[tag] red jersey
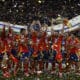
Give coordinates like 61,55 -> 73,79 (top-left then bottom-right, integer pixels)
38,44 -> 44,51
32,44 -> 38,57
67,37 -> 80,53
31,32 -> 37,43
19,44 -> 29,53
67,37 -> 79,45
55,52 -> 63,63
52,42 -> 61,52
70,47 -> 78,53
52,36 -> 62,52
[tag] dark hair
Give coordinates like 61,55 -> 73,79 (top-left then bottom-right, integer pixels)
20,28 -> 26,34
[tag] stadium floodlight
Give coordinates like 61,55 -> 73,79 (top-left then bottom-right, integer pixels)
38,0 -> 42,4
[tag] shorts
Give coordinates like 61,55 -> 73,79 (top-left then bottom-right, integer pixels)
0,53 -> 3,60
11,49 -> 17,57
52,50 -> 57,61
43,50 -> 50,60
70,53 -> 78,62
21,52 -> 29,61
37,51 -> 43,61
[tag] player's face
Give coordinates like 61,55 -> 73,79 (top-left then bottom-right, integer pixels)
22,30 -> 26,35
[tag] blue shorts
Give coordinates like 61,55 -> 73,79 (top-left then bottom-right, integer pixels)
37,51 -> 43,60
21,52 -> 29,61
52,50 -> 57,61
43,50 -> 50,60
61,51 -> 66,61
0,54 -> 3,60
70,53 -> 78,62
11,49 -> 17,57
49,57 -> 54,63
28,47 -> 34,56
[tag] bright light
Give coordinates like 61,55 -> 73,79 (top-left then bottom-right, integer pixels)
2,0 -> 5,2
38,0 -> 42,4
58,14 -> 61,17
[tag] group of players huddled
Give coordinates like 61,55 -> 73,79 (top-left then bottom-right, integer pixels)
0,21 -> 80,78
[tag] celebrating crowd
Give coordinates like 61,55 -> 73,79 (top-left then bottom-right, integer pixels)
0,20 -> 80,78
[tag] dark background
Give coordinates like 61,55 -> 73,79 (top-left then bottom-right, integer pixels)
0,0 -> 80,25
